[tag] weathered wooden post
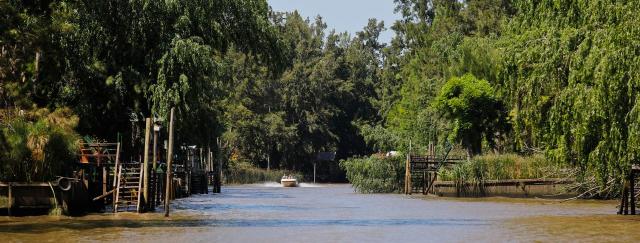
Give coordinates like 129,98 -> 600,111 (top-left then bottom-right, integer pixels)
112,142 -> 121,213
631,170 -> 636,215
165,108 -> 175,217
209,150 -> 214,193
422,171 -> 427,195
405,153 -> 410,194
214,138 -> 222,193
624,178 -> 630,215
153,121 -> 159,170
102,166 -> 107,202
8,183 -> 12,216
153,121 -> 162,208
142,118 -> 151,212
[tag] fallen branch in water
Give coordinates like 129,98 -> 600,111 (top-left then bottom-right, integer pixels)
557,178 -> 616,203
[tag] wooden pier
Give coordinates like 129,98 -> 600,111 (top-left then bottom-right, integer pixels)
404,153 -> 465,195
618,164 -> 640,215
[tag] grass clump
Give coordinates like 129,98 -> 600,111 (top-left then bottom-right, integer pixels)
438,154 -> 568,183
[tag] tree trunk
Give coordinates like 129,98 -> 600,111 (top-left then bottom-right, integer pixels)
463,137 -> 483,159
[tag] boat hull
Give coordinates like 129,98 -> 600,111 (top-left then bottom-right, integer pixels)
281,179 -> 298,187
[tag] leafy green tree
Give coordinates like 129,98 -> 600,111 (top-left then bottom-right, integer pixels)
434,74 -> 509,156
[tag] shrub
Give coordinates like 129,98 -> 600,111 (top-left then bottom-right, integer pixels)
0,108 -> 79,182
340,154 -> 405,193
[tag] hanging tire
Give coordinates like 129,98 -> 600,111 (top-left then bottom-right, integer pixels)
57,177 -> 73,191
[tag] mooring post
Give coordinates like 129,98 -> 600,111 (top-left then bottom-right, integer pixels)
624,179 -> 630,215
422,171 -> 427,195
113,142 -> 121,213
165,108 -> 175,217
142,118 -> 151,211
7,183 -> 12,216
152,120 -> 159,209
630,170 -> 636,215
405,153 -> 410,194
217,143 -> 222,193
618,179 -> 626,215
102,166 -> 107,199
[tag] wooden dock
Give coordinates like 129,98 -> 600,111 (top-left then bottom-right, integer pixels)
404,154 -> 465,195
618,164 -> 640,215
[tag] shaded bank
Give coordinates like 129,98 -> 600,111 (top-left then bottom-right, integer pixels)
225,162 -> 302,185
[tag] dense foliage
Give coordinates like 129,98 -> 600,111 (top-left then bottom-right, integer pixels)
1,0 -> 639,190
365,0 -> 640,194
0,108 -> 79,182
434,74 -> 509,156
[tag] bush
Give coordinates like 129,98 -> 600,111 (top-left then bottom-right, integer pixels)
340,154 -> 405,193
0,108 -> 79,182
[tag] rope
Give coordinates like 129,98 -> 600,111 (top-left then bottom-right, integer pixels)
47,182 -> 59,211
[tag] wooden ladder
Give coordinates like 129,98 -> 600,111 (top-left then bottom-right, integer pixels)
114,163 -> 144,213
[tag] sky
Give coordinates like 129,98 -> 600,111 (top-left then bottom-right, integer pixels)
267,0 -> 400,43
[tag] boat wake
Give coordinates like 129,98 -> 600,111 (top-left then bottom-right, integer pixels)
298,183 -> 323,188
257,182 -> 323,188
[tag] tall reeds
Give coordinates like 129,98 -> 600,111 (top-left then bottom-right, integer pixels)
438,154 -> 569,182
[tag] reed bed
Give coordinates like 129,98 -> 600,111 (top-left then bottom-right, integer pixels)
438,154 -> 569,183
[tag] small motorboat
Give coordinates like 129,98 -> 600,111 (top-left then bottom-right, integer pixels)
281,175 -> 299,187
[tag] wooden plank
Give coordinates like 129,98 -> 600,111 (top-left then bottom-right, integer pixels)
137,162 -> 144,213
114,164 -> 122,213
79,143 -> 120,146
93,189 -> 116,201
112,143 -> 121,212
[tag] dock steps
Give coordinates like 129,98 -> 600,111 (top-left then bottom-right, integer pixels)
114,163 -> 143,213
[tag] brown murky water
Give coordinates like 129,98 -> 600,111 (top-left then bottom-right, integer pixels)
2,183 -> 639,242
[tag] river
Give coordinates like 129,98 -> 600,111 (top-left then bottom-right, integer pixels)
2,183 -> 640,242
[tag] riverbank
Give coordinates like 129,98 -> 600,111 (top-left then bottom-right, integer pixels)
1,184 -> 639,242
225,162 -> 303,185
341,153 -> 579,198
432,178 -> 575,198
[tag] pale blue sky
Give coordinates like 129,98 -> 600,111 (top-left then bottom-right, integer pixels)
267,0 -> 400,43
